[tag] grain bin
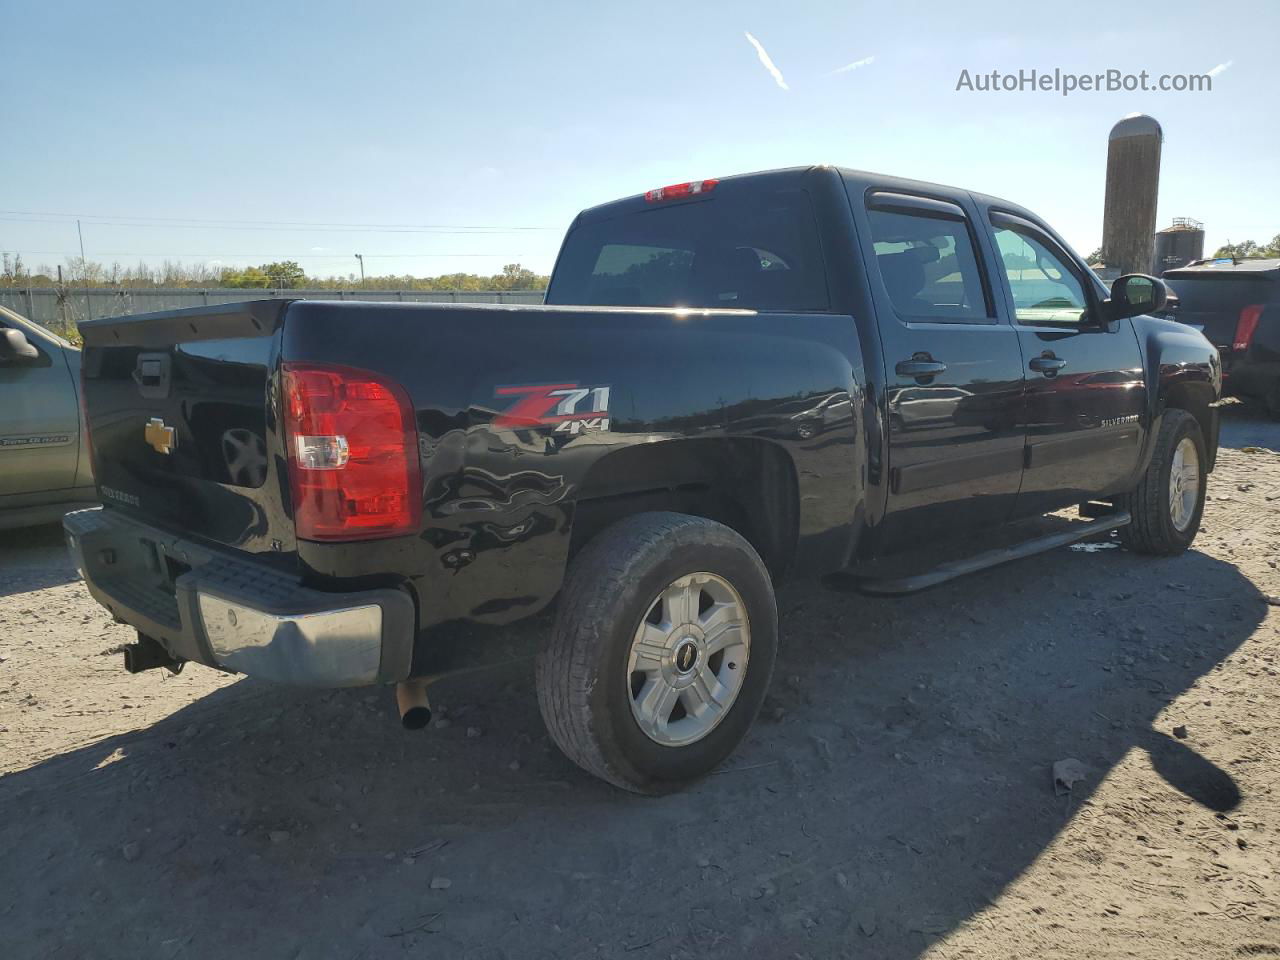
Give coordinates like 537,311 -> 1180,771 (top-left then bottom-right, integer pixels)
1154,218 -> 1205,275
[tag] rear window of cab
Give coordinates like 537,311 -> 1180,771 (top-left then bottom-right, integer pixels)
547,185 -> 830,312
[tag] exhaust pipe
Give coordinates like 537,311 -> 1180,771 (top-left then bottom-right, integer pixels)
395,679 -> 433,730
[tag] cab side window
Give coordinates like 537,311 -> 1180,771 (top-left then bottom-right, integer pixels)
993,227 -> 1089,325
867,208 -> 990,321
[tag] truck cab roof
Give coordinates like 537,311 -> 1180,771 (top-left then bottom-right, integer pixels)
572,165 -> 1036,228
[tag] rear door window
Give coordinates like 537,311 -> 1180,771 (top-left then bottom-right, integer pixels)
865,207 -> 991,321
547,184 -> 829,311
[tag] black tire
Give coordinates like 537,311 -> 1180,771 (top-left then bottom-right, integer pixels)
536,512 -> 778,794
1116,409 -> 1207,555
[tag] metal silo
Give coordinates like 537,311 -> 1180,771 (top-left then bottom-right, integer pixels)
1154,218 -> 1205,275
1101,114 -> 1163,277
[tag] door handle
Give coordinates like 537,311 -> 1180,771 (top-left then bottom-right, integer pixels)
895,355 -> 947,379
1029,353 -> 1067,376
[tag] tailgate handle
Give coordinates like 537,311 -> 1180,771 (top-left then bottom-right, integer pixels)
133,353 -> 172,398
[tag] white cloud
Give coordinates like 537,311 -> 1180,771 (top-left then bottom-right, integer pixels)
830,55 -> 875,75
1207,60 -> 1233,77
744,31 -> 789,90
309,246 -> 328,253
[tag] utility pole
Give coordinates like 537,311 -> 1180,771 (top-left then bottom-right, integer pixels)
56,264 -> 68,329
77,219 -> 91,327
354,253 -> 365,288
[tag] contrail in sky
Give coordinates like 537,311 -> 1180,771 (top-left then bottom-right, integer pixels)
830,55 -> 875,75
744,31 -> 789,90
1207,60 -> 1233,77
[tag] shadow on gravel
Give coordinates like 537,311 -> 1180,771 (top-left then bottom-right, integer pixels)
1142,731 -> 1241,813
0,543 -> 1266,959
1218,402 -> 1280,451
0,522 -> 78,597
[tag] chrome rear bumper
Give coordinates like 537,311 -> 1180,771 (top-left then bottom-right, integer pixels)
64,507 -> 415,687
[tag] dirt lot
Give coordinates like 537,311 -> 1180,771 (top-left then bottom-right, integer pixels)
2,406 -> 1278,960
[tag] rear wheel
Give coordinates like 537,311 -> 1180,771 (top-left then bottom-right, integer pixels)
536,512 -> 778,793
1116,409 -> 1206,555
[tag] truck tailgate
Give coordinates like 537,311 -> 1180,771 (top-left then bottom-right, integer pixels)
78,300 -> 294,562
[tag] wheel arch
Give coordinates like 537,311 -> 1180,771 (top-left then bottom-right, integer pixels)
569,437 -> 800,582
1133,316 -> 1223,474
1160,378 -> 1219,471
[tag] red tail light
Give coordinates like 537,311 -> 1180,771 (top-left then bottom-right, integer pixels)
282,363 -> 421,541
644,179 -> 719,203
1233,304 -> 1264,352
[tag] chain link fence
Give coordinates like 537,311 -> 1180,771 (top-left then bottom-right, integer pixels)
0,287 -> 546,338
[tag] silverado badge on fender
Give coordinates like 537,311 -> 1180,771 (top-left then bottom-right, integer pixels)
492,383 -> 611,435
144,417 -> 176,455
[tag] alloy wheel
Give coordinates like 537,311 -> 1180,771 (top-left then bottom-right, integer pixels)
626,572 -> 751,747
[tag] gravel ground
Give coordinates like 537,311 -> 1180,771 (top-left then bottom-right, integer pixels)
1,405 -> 1278,959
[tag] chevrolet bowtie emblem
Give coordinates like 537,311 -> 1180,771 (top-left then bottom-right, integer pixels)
145,417 -> 176,455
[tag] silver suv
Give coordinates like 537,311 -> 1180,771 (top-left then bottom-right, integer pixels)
0,306 -> 96,529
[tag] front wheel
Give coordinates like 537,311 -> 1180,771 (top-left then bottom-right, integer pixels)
1116,409 -> 1207,555
536,512 -> 778,793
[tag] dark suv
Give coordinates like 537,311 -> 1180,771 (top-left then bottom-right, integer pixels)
1163,259 -> 1280,418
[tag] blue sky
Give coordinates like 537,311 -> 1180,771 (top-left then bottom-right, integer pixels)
3,0 -> 1276,281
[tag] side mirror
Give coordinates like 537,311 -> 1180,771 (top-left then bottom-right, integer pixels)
1105,273 -> 1170,321
0,327 -> 40,364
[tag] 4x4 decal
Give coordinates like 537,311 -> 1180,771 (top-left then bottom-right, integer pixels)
493,383 -> 611,434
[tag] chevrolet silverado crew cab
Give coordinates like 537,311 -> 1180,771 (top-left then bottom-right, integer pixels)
65,166 -> 1220,793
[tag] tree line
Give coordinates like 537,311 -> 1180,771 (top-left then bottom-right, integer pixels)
0,254 -> 548,291
1083,233 -> 1279,267
1211,236 -> 1280,260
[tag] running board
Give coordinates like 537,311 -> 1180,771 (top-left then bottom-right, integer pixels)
848,512 -> 1131,596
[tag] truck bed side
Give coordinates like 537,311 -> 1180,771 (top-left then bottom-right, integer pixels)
279,301 -> 868,654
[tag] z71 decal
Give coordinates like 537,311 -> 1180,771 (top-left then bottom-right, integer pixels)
493,383 -> 611,434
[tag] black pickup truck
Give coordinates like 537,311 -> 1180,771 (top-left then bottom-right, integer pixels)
65,166 -> 1220,793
